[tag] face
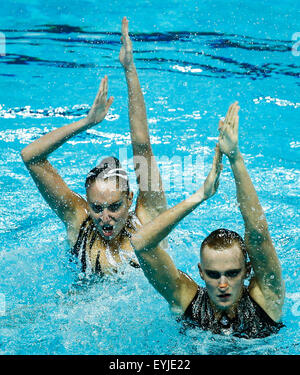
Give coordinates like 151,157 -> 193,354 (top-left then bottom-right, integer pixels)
198,243 -> 247,312
86,178 -> 133,241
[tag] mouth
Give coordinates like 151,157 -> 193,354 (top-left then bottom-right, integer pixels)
101,224 -> 114,237
218,293 -> 231,301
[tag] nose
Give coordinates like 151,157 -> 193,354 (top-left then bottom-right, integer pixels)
218,276 -> 229,290
101,208 -> 111,223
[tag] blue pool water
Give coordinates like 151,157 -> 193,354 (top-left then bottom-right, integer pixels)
0,0 -> 299,354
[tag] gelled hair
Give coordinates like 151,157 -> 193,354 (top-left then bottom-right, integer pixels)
200,228 -> 247,262
85,156 -> 130,194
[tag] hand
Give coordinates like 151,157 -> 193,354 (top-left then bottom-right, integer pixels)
218,102 -> 240,158
86,76 -> 114,125
119,17 -> 134,70
203,144 -> 223,200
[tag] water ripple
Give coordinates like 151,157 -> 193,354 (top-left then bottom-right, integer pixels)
1,28 -> 299,80
0,104 -> 118,121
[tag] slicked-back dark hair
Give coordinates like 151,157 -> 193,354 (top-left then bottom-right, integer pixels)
200,228 -> 247,262
85,156 -> 130,194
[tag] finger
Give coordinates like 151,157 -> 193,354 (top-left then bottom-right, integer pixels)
227,104 -> 234,124
100,77 -> 105,92
106,96 -> 114,111
121,19 -> 129,48
228,102 -> 239,131
94,78 -> 105,103
225,103 -> 234,123
229,101 -> 239,125
226,101 -> 238,125
227,103 -> 235,124
231,102 -> 239,117
121,17 -> 127,35
104,75 -> 108,95
234,114 -> 239,132
121,17 -> 130,41
218,120 -> 225,137
125,22 -> 132,48
229,105 -> 239,132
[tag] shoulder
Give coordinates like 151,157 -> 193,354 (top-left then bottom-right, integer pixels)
175,271 -> 200,314
181,284 -> 206,320
248,277 -> 284,322
66,205 -> 90,248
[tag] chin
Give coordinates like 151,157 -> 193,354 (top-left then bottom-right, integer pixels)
100,232 -> 115,241
212,296 -> 233,310
217,302 -> 232,311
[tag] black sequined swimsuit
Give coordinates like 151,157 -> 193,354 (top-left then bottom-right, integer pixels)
183,286 -> 284,339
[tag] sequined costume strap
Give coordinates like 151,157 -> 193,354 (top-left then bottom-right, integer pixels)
71,216 -> 100,274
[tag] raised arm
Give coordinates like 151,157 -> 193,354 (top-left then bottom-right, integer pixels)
131,146 -> 223,312
119,17 -> 167,224
218,102 -> 284,321
21,77 -> 113,228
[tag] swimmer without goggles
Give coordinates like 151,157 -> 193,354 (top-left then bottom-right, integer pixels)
102,168 -> 128,180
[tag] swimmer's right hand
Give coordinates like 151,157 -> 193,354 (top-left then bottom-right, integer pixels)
86,76 -> 114,125
202,144 -> 223,200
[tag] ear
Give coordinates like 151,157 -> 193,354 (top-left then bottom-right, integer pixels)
198,263 -> 204,280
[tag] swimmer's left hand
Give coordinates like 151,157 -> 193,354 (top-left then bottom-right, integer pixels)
119,17 -> 134,70
86,76 -> 114,125
203,144 -> 223,200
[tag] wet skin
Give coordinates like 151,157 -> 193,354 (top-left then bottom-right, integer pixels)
86,178 -> 133,241
198,243 -> 248,316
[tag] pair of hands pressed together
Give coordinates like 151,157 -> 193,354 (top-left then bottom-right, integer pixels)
203,102 -> 240,200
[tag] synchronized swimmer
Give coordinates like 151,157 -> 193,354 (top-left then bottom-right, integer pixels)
21,17 -> 285,339
21,17 -> 167,275
131,102 -> 285,338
